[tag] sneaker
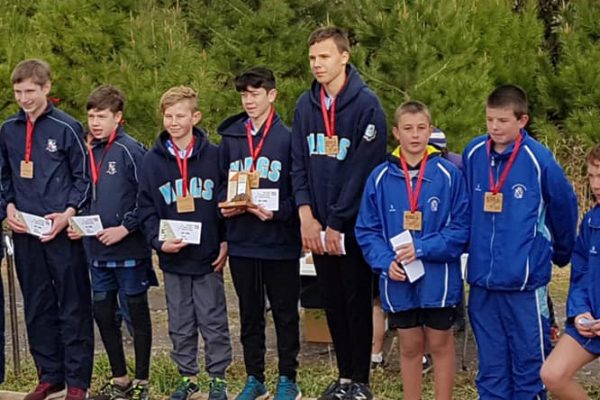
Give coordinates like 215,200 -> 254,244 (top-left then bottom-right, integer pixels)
208,377 -> 228,400
274,376 -> 301,400
24,382 -> 67,400
130,383 -> 150,400
89,380 -> 132,400
65,387 -> 88,400
317,380 -> 350,400
348,383 -> 373,400
422,354 -> 433,375
171,377 -> 200,400
370,359 -> 385,370
235,376 -> 269,400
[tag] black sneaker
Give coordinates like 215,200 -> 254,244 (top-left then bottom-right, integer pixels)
318,380 -> 351,400
348,383 -> 373,400
89,380 -> 132,400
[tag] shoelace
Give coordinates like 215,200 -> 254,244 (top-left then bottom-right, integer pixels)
175,379 -> 196,394
240,380 -> 261,395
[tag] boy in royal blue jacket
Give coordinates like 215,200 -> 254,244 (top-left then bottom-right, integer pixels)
218,67 -> 302,400
356,101 -> 469,400
541,145 -> 600,398
67,85 -> 156,399
137,86 -> 231,400
462,84 -> 578,399
291,27 -> 386,400
0,59 -> 93,400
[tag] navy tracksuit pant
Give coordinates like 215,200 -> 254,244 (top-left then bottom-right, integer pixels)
14,232 -> 93,389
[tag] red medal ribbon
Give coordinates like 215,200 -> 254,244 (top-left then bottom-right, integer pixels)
245,107 -> 275,172
25,117 -> 34,163
399,152 -> 429,213
88,129 -> 118,186
486,133 -> 523,194
172,138 -> 195,197
319,78 -> 348,138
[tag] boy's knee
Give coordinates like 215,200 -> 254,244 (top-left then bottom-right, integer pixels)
93,290 -> 117,325
540,361 -> 567,390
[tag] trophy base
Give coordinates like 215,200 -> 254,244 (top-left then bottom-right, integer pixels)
218,200 -> 256,209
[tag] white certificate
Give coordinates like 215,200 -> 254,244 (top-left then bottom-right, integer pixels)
159,219 -> 202,244
389,230 -> 425,283
69,215 -> 103,236
251,189 -> 279,211
16,211 -> 52,238
320,231 -> 346,255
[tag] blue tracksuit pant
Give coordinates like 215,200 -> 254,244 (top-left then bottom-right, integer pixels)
14,232 -> 93,389
469,286 -> 551,400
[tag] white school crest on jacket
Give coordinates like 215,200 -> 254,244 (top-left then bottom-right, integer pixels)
46,138 -> 57,152
106,161 -> 117,175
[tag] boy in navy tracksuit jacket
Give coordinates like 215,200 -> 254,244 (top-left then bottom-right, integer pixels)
137,86 -> 231,400
67,86 -> 155,399
356,101 -> 469,400
541,145 -> 600,398
291,27 -> 386,400
218,67 -> 302,400
0,59 -> 93,400
462,85 -> 578,399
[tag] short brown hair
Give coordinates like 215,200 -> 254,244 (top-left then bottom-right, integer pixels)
487,84 -> 528,119
160,86 -> 198,114
587,145 -> 600,166
87,85 -> 125,113
308,26 -> 350,53
394,100 -> 432,126
11,59 -> 51,85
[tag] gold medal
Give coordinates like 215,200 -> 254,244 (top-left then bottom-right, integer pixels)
325,136 -> 339,156
20,160 -> 33,179
248,170 -> 260,189
484,192 -> 503,213
176,195 -> 195,213
403,211 -> 422,231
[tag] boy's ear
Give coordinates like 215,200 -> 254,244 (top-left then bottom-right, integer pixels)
518,114 -> 529,129
42,81 -> 52,96
392,125 -> 401,142
267,88 -> 278,103
192,110 -> 202,125
114,110 -> 124,124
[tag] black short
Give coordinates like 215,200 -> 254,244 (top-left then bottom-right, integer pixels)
389,307 -> 456,331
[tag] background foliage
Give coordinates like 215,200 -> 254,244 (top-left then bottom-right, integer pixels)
0,0 -> 595,153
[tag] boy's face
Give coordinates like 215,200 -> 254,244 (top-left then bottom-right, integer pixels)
163,100 -> 201,141
87,108 -> 122,141
588,161 -> 600,204
486,106 -> 528,148
240,86 -> 276,121
392,112 -> 432,159
13,78 -> 51,117
309,38 -> 349,86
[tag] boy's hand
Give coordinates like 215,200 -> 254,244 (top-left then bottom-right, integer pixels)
161,238 -> 188,253
221,207 -> 246,218
388,261 -> 406,282
41,207 -> 76,242
212,241 -> 228,272
325,226 -> 343,256
299,205 -> 324,255
247,205 -> 273,221
395,243 -> 416,265
6,203 -> 27,234
575,312 -> 595,337
97,226 -> 129,246
66,225 -> 82,241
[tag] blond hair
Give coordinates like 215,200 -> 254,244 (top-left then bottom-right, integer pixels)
160,86 -> 198,114
394,100 -> 432,126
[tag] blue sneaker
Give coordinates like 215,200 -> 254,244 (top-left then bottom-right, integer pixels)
274,376 -> 301,400
170,377 -> 199,400
235,376 -> 269,400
